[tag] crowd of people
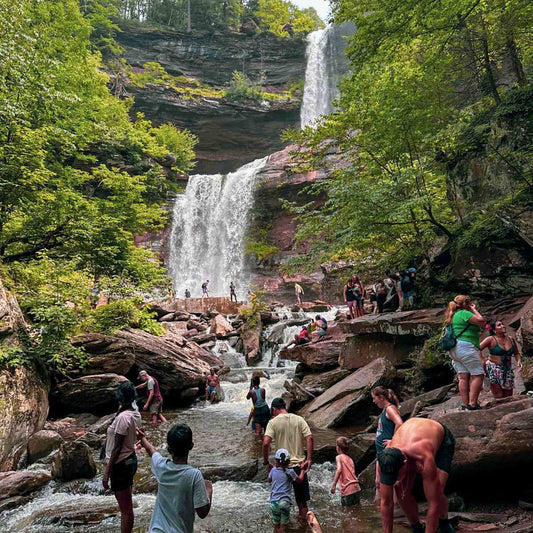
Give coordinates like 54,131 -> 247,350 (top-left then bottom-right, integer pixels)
102,289 -> 523,533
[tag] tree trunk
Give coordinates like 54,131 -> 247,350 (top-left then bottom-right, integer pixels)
480,29 -> 501,105
505,36 -> 527,86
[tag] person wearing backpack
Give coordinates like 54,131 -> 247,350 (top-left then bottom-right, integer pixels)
445,295 -> 486,410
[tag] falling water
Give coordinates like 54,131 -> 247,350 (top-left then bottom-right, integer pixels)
169,157 -> 267,298
300,23 -> 356,128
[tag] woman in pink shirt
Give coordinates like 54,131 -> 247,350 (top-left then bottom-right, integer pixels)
330,437 -> 361,506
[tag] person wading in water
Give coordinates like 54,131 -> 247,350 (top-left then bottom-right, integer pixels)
136,371 -> 167,428
205,368 -> 220,403
247,376 -> 271,436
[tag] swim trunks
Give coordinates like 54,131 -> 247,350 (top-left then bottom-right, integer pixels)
435,424 -> 455,474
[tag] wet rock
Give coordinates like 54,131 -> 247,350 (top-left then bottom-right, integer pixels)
279,339 -> 344,371
339,309 -> 444,370
432,396 -> 533,496
357,459 -> 376,490
50,374 -> 128,416
72,333 -> 135,376
0,495 -> 31,513
201,460 -> 258,482
52,441 -> 97,481
298,358 -> 396,428
27,430 -> 63,464
242,327 -> 261,364
188,332 -> 217,344
187,319 -> 208,332
0,470 -> 52,500
178,387 -> 199,403
87,413 -> 115,435
259,311 -> 280,325
27,500 -> 119,526
211,314 -> 233,337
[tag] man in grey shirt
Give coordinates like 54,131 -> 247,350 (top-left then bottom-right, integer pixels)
137,423 -> 212,532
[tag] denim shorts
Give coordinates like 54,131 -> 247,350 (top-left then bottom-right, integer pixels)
450,340 -> 484,376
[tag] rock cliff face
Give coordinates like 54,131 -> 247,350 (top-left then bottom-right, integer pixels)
117,26 -> 306,88
118,26 -> 306,173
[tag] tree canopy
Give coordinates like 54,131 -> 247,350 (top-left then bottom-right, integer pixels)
286,0 -> 533,278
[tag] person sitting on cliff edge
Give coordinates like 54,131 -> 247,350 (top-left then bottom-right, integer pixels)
377,418 -> 455,533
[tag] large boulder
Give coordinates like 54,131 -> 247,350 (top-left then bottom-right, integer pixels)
52,441 -> 97,481
242,326 -> 261,364
432,397 -> 533,497
0,279 -> 50,471
298,358 -> 396,428
27,430 -> 63,464
71,333 -> 135,376
117,328 -> 222,402
509,294 -> 533,359
211,314 -> 234,337
0,470 -> 52,500
50,373 -> 128,416
339,309 -> 444,370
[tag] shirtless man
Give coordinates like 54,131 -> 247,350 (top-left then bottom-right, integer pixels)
377,418 -> 455,533
205,368 -> 220,403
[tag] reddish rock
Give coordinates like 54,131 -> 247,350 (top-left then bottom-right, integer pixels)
211,314 -> 233,337
299,358 -> 396,428
52,441 -> 97,481
27,430 -> 63,464
242,327 -> 261,364
150,297 -> 244,316
431,397 -> 533,495
339,309 -> 444,370
0,470 -> 52,500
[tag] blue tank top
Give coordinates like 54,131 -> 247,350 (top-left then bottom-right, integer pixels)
253,388 -> 267,409
375,408 -> 396,453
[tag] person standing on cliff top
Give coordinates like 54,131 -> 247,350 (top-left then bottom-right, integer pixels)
136,371 -> 167,428
377,418 -> 455,533
230,281 -> 237,302
294,283 -> 304,305
201,280 -> 209,298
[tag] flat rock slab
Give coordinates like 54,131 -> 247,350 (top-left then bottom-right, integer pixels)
0,470 -> 51,500
299,358 -> 396,428
279,339 -> 344,371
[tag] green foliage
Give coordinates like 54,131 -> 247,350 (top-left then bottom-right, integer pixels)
240,290 -> 267,331
88,298 -> 164,335
287,79 -> 304,98
225,71 -> 263,104
245,240 -> 279,259
285,0 -> 533,273
0,346 -> 32,370
255,0 -> 324,37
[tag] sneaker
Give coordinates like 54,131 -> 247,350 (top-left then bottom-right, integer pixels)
467,403 -> 481,410
460,405 -> 468,411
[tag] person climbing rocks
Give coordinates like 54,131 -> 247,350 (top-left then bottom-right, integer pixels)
343,278 -> 358,320
205,368 -> 220,403
135,371 -> 167,428
479,319 -> 522,399
285,325 -> 310,349
137,423 -> 212,533
185,288 -> 191,298
377,418 -> 455,533
201,280 -> 209,298
230,281 -> 237,302
263,398 -> 314,523
311,315 -> 328,342
103,381 -> 140,533
268,448 -> 309,533
294,283 -> 304,305
371,387 -> 403,506
445,295 -> 486,410
246,376 -> 271,436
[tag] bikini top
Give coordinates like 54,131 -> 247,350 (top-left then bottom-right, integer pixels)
489,340 -> 515,365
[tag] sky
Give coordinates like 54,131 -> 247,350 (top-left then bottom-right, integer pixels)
292,0 -> 331,21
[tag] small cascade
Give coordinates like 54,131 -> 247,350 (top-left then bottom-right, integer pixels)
169,157 -> 267,298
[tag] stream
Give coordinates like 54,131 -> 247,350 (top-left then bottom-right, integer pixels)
1,310 -> 409,532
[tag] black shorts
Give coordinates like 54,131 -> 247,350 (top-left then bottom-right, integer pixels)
435,424 -> 455,474
292,466 -> 310,504
253,404 -> 271,429
110,453 -> 137,492
341,492 -> 360,506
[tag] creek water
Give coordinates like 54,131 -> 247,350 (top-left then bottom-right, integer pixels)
1,310 -> 410,533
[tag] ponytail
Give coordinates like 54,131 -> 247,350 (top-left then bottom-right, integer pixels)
371,386 -> 400,407
445,295 -> 471,324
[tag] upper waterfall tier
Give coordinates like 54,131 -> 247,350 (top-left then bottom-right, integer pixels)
169,157 -> 267,299
300,23 -> 355,128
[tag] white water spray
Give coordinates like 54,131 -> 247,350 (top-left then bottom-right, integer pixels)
169,157 -> 267,298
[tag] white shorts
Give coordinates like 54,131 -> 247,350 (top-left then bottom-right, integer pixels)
450,340 -> 484,376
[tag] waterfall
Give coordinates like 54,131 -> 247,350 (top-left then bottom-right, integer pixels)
300,23 -> 355,128
169,157 -> 267,298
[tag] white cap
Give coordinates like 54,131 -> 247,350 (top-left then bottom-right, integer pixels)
275,448 -> 290,461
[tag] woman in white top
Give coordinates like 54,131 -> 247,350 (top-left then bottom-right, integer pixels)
103,381 -> 140,533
